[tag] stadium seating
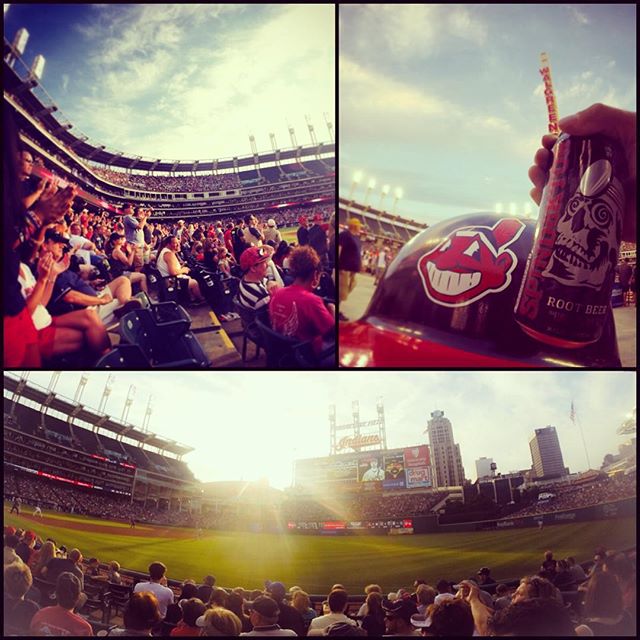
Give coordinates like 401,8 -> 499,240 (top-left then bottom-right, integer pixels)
254,317 -> 317,368
233,298 -> 264,362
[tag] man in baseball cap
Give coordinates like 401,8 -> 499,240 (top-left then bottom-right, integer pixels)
382,597 -> 420,636
243,595 -> 297,636
237,246 -> 278,319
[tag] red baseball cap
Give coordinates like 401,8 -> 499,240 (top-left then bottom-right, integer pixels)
239,246 -> 271,272
4,526 -> 16,536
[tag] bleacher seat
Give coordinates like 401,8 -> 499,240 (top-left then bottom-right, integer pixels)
254,317 -> 316,368
102,583 -> 132,624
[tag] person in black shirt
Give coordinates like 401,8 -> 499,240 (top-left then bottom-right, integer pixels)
297,216 -> 310,246
338,218 -> 362,320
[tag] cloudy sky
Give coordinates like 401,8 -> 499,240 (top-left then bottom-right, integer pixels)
4,4 -> 334,160
340,4 -> 636,225
7,371 -> 635,489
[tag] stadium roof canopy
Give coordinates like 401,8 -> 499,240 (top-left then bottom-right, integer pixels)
4,45 -> 334,172
4,375 -> 193,457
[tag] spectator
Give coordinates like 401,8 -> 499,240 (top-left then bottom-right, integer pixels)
381,597 -> 420,636
226,592 -> 253,633
15,531 -> 37,565
107,561 -> 122,585
30,572 -> 93,636
324,621 -> 366,636
43,547 -> 85,590
541,551 -> 557,577
269,246 -> 335,355
575,571 -> 634,636
356,584 -> 382,617
4,534 -> 22,566
308,214 -> 328,263
242,214 -> 264,247
197,575 -> 216,604
415,584 -> 437,615
156,236 -> 205,304
337,218 -> 362,320
240,595 -> 295,637
4,561 -> 40,635
360,591 -> 385,637
490,597 -> 576,636
123,205 -> 149,271
434,579 -> 455,605
266,581 -> 305,637
477,567 -> 495,587
512,575 -> 562,605
308,589 -> 357,635
493,583 -> 513,611
603,552 -> 636,620
208,587 -> 228,608
566,557 -> 588,585
296,216 -> 309,247
133,561 -> 175,619
197,605 -> 242,636
107,591 -> 163,636
170,597 -> 206,637
109,233 -> 149,293
30,540 -> 56,579
553,559 -> 577,591
263,219 -> 282,247
237,246 -> 277,316
290,589 -> 316,631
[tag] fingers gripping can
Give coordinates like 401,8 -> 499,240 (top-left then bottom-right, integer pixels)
514,133 -> 626,348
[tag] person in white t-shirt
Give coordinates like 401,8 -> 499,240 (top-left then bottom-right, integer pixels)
308,589 -> 357,635
133,562 -> 175,618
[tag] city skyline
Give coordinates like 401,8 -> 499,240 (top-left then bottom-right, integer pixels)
5,371 -> 635,490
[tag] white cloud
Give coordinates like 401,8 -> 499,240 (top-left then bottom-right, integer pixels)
68,4 -> 333,158
568,6 -> 590,25
61,74 -> 69,92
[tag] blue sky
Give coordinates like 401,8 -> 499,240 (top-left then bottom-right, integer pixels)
4,4 -> 334,160
8,371 -> 636,489
339,4 -> 636,224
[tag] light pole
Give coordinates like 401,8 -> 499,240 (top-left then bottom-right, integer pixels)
392,187 -> 403,215
378,184 -> 390,212
348,170 -> 363,202
363,178 -> 376,207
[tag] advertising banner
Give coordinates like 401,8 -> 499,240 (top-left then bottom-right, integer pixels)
358,456 -> 385,482
383,452 -> 406,489
404,445 -> 431,468
406,466 -> 433,488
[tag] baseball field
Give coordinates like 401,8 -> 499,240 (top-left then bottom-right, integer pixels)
5,506 -> 635,594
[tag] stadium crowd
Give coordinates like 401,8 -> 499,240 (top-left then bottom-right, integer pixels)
3,103 -> 336,368
506,474 -> 637,518
4,520 -> 636,636
92,168 -> 241,193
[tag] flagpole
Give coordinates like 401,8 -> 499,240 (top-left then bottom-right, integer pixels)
573,402 -> 591,470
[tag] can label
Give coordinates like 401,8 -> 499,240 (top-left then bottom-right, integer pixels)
514,134 -> 625,347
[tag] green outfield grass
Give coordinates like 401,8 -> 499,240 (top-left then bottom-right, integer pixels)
281,226 -> 297,245
5,507 -> 635,594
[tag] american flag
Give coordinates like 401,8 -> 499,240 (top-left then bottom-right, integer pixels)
570,401 -> 576,424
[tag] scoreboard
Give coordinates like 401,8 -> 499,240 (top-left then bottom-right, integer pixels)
295,445 -> 433,492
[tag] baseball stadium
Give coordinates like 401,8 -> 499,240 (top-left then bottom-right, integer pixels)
4,4 -> 335,370
4,372 -> 636,636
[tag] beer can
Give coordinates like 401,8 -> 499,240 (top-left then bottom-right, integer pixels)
514,133 -> 626,348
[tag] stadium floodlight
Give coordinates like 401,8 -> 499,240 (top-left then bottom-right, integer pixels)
509,202 -> 516,216
392,188 -> 403,215
523,202 -> 532,218
348,171 -> 363,202
353,170 -> 363,184
495,202 -> 503,214
378,184 -> 391,211
13,27 -> 29,56
363,178 -> 376,206
29,54 -> 46,82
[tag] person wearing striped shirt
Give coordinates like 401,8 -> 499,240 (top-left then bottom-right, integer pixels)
237,246 -> 279,316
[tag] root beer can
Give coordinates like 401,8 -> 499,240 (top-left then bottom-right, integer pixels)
514,133 -> 626,348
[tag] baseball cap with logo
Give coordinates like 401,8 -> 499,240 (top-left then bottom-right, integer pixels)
240,246 -> 271,272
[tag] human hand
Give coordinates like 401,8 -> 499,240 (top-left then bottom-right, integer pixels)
34,184 -> 78,224
37,252 -> 54,280
529,103 -> 636,243
51,253 -> 71,276
326,302 -> 336,315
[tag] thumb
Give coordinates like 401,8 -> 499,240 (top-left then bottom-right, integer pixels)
558,103 -> 629,138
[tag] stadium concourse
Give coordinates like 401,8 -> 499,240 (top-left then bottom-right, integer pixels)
3,376 -> 637,636
3,47 -> 336,370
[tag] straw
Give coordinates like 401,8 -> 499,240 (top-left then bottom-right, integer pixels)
539,52 -> 560,134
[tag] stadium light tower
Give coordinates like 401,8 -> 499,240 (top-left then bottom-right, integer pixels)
305,115 -> 318,146
392,187 -> 403,215
363,178 -> 376,206
73,372 -> 89,404
617,407 -> 636,436
98,374 -> 115,415
495,202 -> 504,214
323,112 -> 334,143
288,124 -> 298,148
509,202 -> 517,217
523,202 -> 532,218
121,385 -> 136,424
142,395 -> 154,434
348,171 -> 363,202
5,27 -> 28,69
378,184 -> 390,212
